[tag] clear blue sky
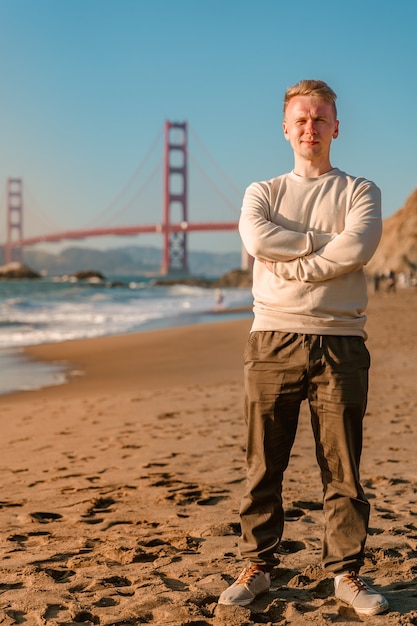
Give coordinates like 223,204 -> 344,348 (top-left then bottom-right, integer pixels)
1,0 -> 416,254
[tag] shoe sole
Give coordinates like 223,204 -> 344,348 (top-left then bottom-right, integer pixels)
218,588 -> 270,607
218,598 -> 254,606
351,600 -> 389,617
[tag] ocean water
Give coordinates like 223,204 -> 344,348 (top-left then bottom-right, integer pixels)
0,276 -> 253,395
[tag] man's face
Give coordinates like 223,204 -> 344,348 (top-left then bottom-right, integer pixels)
282,95 -> 339,163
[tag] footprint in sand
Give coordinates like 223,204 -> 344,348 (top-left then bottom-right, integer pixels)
29,512 -> 63,523
284,508 -> 306,521
0,500 -> 25,509
166,483 -> 229,507
292,500 -> 323,511
43,604 -> 69,620
200,521 -> 241,537
279,539 -> 307,554
43,567 -> 76,583
99,575 -> 132,588
7,530 -> 51,548
4,610 -> 27,623
142,461 -> 169,469
93,596 -> 119,607
72,610 -> 100,624
81,496 -> 116,524
145,471 -> 230,507
157,411 -> 181,420
0,582 -> 24,591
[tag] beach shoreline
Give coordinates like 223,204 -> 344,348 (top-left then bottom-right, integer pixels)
0,289 -> 416,624
0,305 -> 253,397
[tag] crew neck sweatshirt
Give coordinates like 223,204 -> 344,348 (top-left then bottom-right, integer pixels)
239,168 -> 382,339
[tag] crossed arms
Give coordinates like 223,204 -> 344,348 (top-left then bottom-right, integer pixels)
239,180 -> 382,282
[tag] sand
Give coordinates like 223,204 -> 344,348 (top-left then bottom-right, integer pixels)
0,289 -> 416,625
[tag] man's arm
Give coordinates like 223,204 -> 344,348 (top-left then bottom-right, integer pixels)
239,181 -> 335,262
265,181 -> 382,282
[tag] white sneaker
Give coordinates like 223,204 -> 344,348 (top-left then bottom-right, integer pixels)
218,564 -> 271,606
335,571 -> 389,616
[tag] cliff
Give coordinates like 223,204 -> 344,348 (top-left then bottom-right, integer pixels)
367,189 -> 417,276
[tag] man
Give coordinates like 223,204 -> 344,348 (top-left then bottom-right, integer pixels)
218,79 -> 389,617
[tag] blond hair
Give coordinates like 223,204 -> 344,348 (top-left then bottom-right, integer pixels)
283,79 -> 337,118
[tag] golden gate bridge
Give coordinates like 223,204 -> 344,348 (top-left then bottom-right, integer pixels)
3,121 -> 245,275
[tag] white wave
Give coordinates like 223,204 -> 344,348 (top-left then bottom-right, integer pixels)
0,281 -> 252,348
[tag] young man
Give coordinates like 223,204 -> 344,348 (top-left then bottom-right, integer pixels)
218,79 -> 389,617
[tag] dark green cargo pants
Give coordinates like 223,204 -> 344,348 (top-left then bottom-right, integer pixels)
239,331 -> 370,574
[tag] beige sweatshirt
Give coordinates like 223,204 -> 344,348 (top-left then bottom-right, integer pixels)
239,168 -> 382,339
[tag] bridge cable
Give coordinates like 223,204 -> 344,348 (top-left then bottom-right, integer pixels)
82,125 -> 163,228
189,153 -> 240,218
189,124 -> 243,199
94,160 -> 162,227
24,184 -> 64,233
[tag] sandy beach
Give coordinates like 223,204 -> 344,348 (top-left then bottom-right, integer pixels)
0,288 -> 416,625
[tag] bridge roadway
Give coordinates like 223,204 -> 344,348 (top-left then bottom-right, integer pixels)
11,221 -> 239,247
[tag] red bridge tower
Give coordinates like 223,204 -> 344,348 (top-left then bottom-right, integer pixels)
161,121 -> 188,275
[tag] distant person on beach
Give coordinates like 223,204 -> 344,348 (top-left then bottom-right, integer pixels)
386,269 -> 397,293
218,79 -> 388,617
214,288 -> 224,311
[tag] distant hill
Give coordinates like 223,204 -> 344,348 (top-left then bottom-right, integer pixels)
367,188 -> 417,276
19,244 -> 242,279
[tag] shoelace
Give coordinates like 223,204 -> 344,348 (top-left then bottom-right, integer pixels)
237,566 -> 265,585
344,572 -> 372,592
